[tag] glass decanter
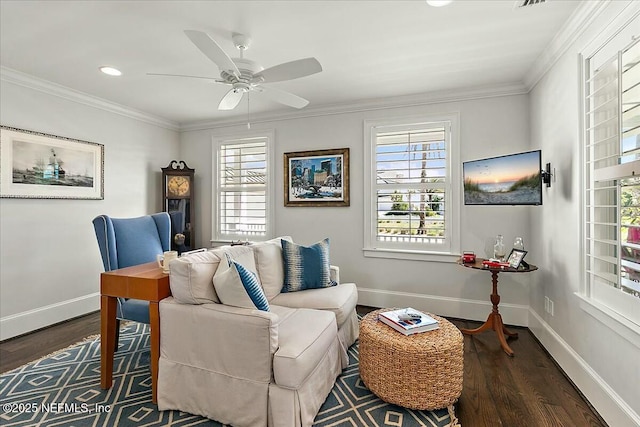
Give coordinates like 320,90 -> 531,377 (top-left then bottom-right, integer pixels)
513,237 -> 525,251
493,234 -> 506,261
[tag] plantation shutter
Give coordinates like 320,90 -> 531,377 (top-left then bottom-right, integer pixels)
373,122 -> 450,251
218,137 -> 267,239
584,36 -> 640,322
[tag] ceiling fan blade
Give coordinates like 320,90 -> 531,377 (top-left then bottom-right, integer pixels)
219,89 -> 244,110
184,30 -> 240,77
258,58 -> 322,83
257,85 -> 309,109
147,72 -> 226,83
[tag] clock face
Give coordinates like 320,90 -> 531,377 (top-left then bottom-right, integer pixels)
167,175 -> 190,197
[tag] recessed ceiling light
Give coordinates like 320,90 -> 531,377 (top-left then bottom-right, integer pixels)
426,0 -> 453,6
99,66 -> 122,76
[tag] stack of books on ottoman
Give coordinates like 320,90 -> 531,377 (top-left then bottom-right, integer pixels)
378,308 -> 439,335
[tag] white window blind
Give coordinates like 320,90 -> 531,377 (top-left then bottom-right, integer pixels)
584,36 -> 640,324
215,136 -> 269,240
365,118 -> 458,257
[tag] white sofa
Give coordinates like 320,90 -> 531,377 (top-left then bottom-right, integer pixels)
157,237 -> 359,427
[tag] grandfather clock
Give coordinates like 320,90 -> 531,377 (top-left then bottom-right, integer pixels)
162,161 -> 195,253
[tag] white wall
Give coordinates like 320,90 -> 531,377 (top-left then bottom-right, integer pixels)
528,2 -> 640,426
0,77 -> 180,340
1,2 -> 635,424
181,93 -> 535,325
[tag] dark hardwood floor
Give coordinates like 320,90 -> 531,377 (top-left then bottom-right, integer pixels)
1,307 -> 607,427
356,306 -> 607,427
0,311 -> 101,373
453,317 -> 606,427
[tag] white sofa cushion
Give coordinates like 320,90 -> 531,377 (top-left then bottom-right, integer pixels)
270,282 -> 358,327
252,236 -> 292,300
273,307 -> 337,389
213,245 -> 258,275
169,250 -> 221,304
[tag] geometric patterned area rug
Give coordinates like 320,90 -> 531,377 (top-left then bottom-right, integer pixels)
0,323 -> 459,427
314,344 -> 459,427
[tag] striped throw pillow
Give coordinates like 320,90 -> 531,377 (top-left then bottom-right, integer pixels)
281,238 -> 337,293
233,260 -> 270,311
213,253 -> 270,311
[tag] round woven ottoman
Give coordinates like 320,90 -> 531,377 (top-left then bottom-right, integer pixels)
359,308 -> 464,410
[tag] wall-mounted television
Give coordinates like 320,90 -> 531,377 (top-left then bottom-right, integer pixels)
463,150 -> 542,205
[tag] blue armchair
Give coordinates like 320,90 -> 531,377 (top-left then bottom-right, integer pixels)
93,213 -> 171,348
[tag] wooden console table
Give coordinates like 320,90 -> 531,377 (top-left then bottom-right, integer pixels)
100,262 -> 171,403
458,258 -> 537,356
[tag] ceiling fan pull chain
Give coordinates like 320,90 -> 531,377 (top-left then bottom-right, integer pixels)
247,91 -> 251,129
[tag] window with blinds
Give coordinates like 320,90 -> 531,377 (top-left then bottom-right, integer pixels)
367,120 -> 455,254
584,36 -> 639,323
215,136 -> 269,240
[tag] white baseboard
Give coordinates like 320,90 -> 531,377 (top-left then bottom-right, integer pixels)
357,287 -> 529,326
528,308 -> 640,427
0,293 -> 100,341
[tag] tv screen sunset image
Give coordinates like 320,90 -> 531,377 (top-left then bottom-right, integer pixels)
463,151 -> 542,205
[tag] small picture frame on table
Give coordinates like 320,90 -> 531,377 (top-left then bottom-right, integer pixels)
506,249 -> 528,269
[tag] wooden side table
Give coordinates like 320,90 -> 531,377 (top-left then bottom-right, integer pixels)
458,258 -> 537,356
100,262 -> 171,403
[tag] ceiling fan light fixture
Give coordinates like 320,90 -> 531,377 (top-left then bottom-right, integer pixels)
426,0 -> 452,6
99,66 -> 122,76
163,30 -> 320,111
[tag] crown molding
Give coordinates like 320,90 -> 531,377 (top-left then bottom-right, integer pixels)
523,0 -> 611,90
180,81 -> 528,132
0,66 -> 180,131
0,64 -> 525,134
0,2 -> 615,134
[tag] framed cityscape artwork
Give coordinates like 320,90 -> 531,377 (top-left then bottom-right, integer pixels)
284,148 -> 350,207
0,126 -> 104,199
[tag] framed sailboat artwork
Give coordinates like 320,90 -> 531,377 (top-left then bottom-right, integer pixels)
0,126 -> 104,199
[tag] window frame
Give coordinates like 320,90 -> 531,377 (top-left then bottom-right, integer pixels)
579,11 -> 640,339
211,129 -> 275,243
363,113 -> 461,262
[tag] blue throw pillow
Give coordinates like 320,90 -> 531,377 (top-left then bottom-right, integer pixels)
281,238 -> 337,292
233,260 -> 270,311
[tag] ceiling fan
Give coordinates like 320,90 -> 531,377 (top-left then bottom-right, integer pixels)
149,30 -> 322,111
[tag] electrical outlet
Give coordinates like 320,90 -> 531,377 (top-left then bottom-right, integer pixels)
544,296 -> 554,316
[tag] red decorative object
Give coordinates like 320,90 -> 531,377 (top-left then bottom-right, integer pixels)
462,252 -> 476,263
482,260 -> 510,269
